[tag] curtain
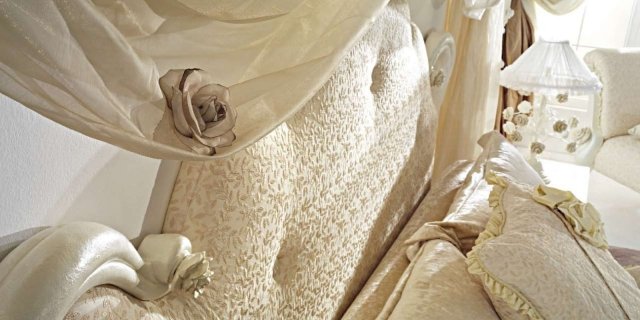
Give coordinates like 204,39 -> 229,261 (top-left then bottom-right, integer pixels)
0,0 -> 387,160
495,0 -> 535,132
432,0 -> 508,180
528,0 -> 585,15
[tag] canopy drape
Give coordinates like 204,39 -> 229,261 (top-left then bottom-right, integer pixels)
432,0 -> 508,180
0,0 -> 388,159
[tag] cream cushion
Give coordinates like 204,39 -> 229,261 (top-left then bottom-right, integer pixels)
594,135 -> 640,193
467,174 -> 640,319
585,49 -> 640,139
442,131 -> 543,253
629,123 -> 640,139
385,240 -> 499,320
476,131 -> 544,187
343,161 -> 474,320
67,1 -> 437,319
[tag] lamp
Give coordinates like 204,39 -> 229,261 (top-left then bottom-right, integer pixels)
499,39 -> 602,180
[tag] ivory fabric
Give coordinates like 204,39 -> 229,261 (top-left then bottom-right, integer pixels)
629,124 -> 640,139
467,175 -> 640,320
433,1 -> 507,180
584,49 -> 640,139
67,2 -> 438,318
384,240 -> 499,320
0,0 -> 389,159
478,131 -> 545,186
463,0 -> 502,20
530,0 -> 585,15
343,161 -> 474,320
374,157 -> 501,319
594,135 -> 640,193
532,185 -> 608,249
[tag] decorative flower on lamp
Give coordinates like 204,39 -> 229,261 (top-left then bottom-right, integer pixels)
530,141 -> 546,155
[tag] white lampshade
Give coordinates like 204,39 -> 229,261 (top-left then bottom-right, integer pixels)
500,39 -> 602,95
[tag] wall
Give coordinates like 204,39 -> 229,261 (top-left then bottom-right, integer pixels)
0,94 -> 179,257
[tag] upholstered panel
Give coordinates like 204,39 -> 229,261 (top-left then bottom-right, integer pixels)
585,49 -> 640,139
594,135 -> 640,193
343,161 -> 473,319
67,1 -> 436,319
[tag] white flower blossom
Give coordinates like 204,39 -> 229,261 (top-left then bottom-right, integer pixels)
503,121 -> 517,135
517,100 -> 532,114
513,114 -> 529,126
502,107 -> 515,121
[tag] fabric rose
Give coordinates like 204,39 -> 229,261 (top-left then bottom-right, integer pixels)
556,93 -> 569,103
516,100 -> 532,114
530,141 -> 545,154
507,131 -> 523,143
532,185 -> 607,249
430,68 -> 445,87
159,69 -> 237,155
173,251 -> 214,299
503,121 -> 517,135
570,127 -> 592,145
553,120 -> 568,133
568,116 -> 579,128
513,114 -> 529,126
502,107 -> 515,121
566,142 -> 577,153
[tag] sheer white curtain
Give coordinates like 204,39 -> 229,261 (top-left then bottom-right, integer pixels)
432,0 -> 508,180
0,0 -> 387,159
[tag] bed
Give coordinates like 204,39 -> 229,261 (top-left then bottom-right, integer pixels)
1,1 -> 639,319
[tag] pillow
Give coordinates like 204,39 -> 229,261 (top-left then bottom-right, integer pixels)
629,123 -> 640,139
626,266 -> 640,288
384,240 -> 500,320
477,131 -> 544,186
442,131 -> 544,253
467,173 -> 640,320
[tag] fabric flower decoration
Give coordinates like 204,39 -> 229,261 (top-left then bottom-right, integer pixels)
516,100 -> 532,114
173,251 -> 215,299
553,120 -> 568,133
513,114 -> 529,126
570,127 -> 592,145
530,141 -> 545,154
503,121 -> 517,135
568,117 -> 579,128
556,93 -> 569,103
159,69 -> 237,155
532,185 -> 607,249
507,131 -> 523,143
503,107 -> 515,121
430,69 -> 445,87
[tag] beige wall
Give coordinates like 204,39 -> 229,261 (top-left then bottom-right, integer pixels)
0,94 -> 179,257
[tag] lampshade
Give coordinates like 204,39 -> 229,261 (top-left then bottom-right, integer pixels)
500,39 -> 602,95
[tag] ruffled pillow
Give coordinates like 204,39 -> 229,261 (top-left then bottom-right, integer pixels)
466,173 -> 640,320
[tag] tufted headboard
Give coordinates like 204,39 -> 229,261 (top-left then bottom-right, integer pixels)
585,49 -> 640,140
64,0 -> 438,318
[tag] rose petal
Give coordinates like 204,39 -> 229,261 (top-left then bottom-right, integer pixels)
202,112 -> 235,138
181,90 -> 205,135
200,99 -> 218,122
171,87 -> 192,137
195,84 -> 230,106
180,69 -> 205,97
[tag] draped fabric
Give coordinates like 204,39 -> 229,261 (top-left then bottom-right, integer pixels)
529,0 -> 585,15
463,0 -> 502,20
432,0 -> 507,180
0,0 -> 388,160
495,0 -> 535,132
